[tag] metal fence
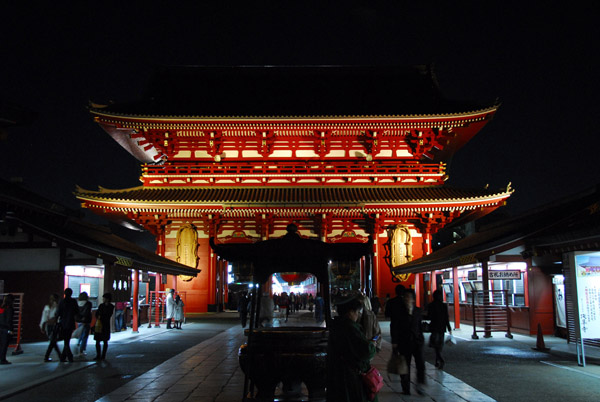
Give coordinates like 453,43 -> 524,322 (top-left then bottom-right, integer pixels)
471,290 -> 513,339
147,291 -> 187,328
1,292 -> 24,355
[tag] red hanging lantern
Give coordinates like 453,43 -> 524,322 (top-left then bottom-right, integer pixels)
280,272 -> 309,286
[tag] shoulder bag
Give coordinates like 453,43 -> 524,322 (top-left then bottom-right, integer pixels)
361,365 -> 384,401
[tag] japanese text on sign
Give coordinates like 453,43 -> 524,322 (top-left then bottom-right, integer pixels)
489,270 -> 521,280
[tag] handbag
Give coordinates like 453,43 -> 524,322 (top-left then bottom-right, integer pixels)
361,365 -> 384,401
420,320 -> 431,333
94,319 -> 103,334
387,350 -> 408,376
445,333 -> 456,345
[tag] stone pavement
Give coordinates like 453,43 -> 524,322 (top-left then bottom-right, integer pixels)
95,321 -> 495,402
0,323 -> 177,400
4,310 -> 598,401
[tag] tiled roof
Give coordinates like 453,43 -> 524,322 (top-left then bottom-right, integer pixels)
392,183 -> 600,274
90,65 -> 498,119
75,185 -> 512,206
1,179 -> 199,277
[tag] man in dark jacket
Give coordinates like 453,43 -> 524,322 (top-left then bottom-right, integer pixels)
396,289 -> 425,395
384,284 -> 406,347
57,288 -> 79,362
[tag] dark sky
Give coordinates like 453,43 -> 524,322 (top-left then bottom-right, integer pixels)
1,3 -> 598,221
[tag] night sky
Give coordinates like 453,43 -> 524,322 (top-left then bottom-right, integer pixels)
2,3 -> 598,225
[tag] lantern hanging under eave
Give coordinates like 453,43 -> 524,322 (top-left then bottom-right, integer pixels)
280,272 -> 310,286
330,261 -> 357,280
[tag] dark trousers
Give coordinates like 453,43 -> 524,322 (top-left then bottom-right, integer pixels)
96,340 -> 108,359
61,332 -> 73,362
400,343 -> 425,393
45,325 -> 61,359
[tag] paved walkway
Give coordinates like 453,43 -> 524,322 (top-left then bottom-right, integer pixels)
94,314 -> 496,402
3,311 -> 598,401
0,323 -> 178,400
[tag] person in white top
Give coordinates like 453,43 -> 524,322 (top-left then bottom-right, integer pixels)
165,289 -> 175,329
174,295 -> 184,329
40,293 -> 61,362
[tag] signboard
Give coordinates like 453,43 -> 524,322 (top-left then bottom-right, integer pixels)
468,270 -> 478,280
554,282 -> 566,328
489,270 -> 522,280
80,283 -> 91,295
572,252 -> 600,339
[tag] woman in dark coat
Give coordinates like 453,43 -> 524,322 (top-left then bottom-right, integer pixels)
427,289 -> 452,369
327,295 -> 377,402
94,293 -> 114,361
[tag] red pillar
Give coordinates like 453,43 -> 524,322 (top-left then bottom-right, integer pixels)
153,274 -> 161,328
133,269 -> 139,333
453,266 -> 460,330
414,273 -> 422,308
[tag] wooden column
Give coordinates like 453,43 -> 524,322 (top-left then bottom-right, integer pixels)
453,266 -> 460,330
132,269 -> 139,333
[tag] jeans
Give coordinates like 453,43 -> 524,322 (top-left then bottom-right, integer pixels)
115,309 -> 124,332
77,323 -> 90,352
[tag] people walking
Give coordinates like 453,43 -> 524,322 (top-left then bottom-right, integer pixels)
165,289 -> 175,329
174,295 -> 184,329
114,300 -> 126,332
397,289 -> 426,395
40,293 -> 61,362
278,292 -> 289,323
258,292 -> 274,327
57,288 -> 79,363
371,295 -> 381,316
0,294 -> 15,365
314,293 -> 324,323
359,293 -> 382,352
384,284 -> 405,346
427,289 -> 452,369
238,292 -> 249,327
289,292 -> 296,314
94,293 -> 114,361
75,292 -> 92,356
327,294 -> 377,402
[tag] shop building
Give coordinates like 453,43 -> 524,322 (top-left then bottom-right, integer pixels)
393,183 -> 600,342
0,179 -> 198,343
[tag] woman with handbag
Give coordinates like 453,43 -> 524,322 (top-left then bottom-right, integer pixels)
94,293 -> 114,361
327,294 -> 379,402
40,293 -> 61,362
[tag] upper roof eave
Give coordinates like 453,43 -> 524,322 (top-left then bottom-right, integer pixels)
74,185 -> 513,207
89,104 -> 500,123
